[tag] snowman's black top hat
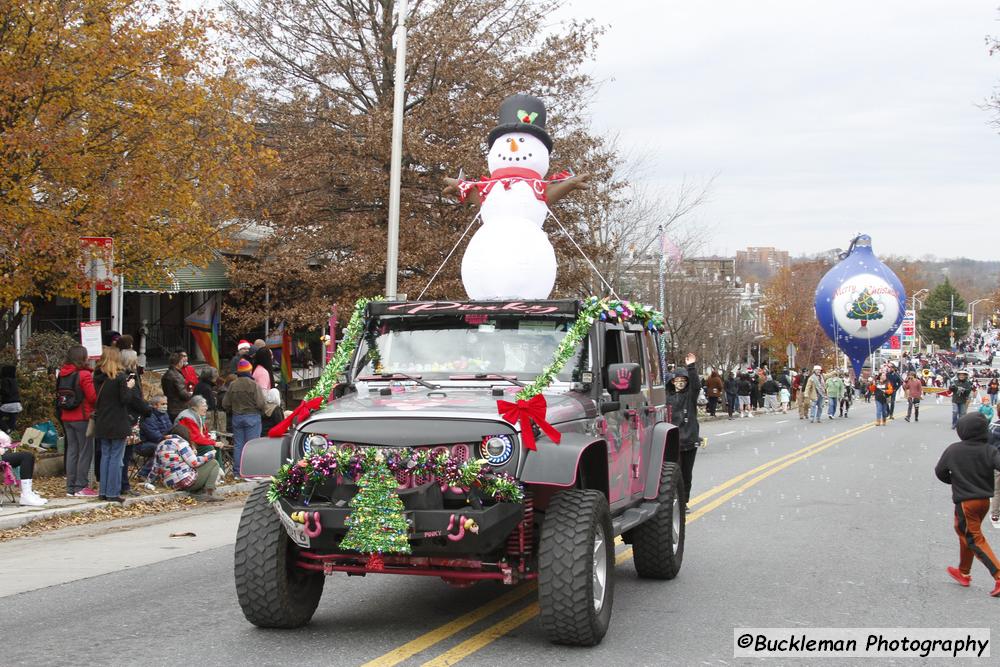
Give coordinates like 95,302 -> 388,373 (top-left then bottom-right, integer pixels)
487,94 -> 553,152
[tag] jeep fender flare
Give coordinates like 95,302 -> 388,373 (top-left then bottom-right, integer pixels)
519,433 -> 609,498
239,434 -> 292,480
644,422 -> 680,500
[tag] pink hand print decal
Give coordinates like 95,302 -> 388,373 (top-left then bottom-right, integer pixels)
611,367 -> 632,391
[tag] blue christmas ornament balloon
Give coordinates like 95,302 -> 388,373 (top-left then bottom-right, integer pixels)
814,235 -> 905,375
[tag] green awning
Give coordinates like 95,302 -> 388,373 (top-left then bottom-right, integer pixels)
124,256 -> 231,293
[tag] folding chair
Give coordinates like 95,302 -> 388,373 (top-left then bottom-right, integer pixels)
129,453 -> 155,483
0,460 -> 19,508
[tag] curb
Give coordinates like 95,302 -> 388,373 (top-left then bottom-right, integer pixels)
0,481 -> 261,531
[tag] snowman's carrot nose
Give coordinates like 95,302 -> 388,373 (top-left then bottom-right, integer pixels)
508,137 -> 519,152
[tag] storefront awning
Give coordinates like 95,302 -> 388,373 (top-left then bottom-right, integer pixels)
124,257 -> 232,293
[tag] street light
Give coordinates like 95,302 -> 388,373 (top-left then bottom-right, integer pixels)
969,298 -> 988,329
384,0 -> 409,300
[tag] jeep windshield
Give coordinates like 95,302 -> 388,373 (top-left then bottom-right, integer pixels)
354,316 -> 586,382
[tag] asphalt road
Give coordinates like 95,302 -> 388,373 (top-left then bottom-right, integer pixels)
6,398 -> 998,666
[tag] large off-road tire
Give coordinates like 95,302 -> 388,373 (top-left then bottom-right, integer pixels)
629,461 -> 685,579
234,483 -> 325,628
538,489 -> 614,646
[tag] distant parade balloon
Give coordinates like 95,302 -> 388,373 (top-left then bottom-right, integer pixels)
814,234 -> 905,375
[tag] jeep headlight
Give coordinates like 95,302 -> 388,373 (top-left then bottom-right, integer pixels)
479,434 -> 514,466
302,434 -> 328,456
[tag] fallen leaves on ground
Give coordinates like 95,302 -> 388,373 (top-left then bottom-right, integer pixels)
0,492 -> 249,543
31,474 -> 239,499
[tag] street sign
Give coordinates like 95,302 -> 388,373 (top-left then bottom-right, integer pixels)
786,343 -> 796,367
902,309 -> 915,338
79,237 -> 114,291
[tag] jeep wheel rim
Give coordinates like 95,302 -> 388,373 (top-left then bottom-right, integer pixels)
593,527 -> 607,613
672,497 -> 680,554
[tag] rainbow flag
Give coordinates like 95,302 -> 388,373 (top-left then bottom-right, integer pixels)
185,299 -> 220,369
267,323 -> 292,384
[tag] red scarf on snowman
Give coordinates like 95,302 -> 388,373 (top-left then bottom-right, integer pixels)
456,167 -> 571,205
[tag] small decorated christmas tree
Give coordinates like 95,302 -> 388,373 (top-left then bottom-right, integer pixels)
340,456 -> 412,562
846,288 -> 883,328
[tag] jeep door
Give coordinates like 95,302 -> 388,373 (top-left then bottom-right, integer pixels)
601,325 -> 633,506
623,327 -> 661,498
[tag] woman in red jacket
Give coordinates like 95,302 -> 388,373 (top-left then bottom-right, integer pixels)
57,345 -> 99,497
175,394 -> 221,463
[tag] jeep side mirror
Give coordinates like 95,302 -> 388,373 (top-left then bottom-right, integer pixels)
607,362 -> 642,397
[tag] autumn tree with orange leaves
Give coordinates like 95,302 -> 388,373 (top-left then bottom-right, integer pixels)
0,0 -> 267,344
762,261 -> 838,371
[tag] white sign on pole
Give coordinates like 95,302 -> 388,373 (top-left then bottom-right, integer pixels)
80,321 -> 103,359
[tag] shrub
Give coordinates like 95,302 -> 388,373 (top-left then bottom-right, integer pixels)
21,331 -> 78,372
2,332 -> 77,438
13,367 -> 60,439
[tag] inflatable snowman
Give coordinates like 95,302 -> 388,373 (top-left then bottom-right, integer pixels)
446,94 -> 589,300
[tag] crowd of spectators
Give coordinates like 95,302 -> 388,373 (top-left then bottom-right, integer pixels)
0,333 -> 284,507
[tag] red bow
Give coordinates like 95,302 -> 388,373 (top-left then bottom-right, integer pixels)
268,396 -> 324,438
496,395 -> 562,451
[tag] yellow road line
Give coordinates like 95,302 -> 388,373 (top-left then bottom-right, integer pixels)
364,420 -> 873,667
423,546 -> 642,667
360,584 -> 538,667
688,421 -> 873,508
688,423 -> 875,522
421,603 -> 542,667
418,422 -> 874,667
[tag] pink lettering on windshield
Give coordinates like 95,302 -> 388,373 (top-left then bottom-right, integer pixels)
385,301 -> 561,315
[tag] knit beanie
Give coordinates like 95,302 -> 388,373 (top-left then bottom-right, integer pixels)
237,358 -> 253,375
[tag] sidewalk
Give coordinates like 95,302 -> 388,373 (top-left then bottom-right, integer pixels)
0,502 -> 246,597
0,480 -> 259,531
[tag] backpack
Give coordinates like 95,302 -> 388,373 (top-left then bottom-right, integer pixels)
55,370 -> 84,411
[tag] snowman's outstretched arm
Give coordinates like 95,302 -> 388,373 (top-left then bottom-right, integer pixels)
546,173 -> 592,206
443,177 -> 481,207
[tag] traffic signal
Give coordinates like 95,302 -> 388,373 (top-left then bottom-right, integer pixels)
967,313 -> 972,323
930,320 -> 936,329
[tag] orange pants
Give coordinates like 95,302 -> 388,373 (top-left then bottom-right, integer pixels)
954,499 -> 1000,579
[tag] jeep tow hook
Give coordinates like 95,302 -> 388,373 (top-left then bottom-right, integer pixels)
303,511 -> 323,538
408,514 -> 480,542
447,514 -> 479,542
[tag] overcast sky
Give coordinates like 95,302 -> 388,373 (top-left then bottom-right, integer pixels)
558,1 -> 1000,260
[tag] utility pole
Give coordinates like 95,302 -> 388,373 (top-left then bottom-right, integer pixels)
90,257 -> 98,322
384,0 -> 409,300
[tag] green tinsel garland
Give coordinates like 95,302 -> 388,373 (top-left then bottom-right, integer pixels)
306,296 -> 381,403
305,294 -> 664,405
279,295 -> 664,554
268,445 -> 524,505
515,296 -> 664,401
